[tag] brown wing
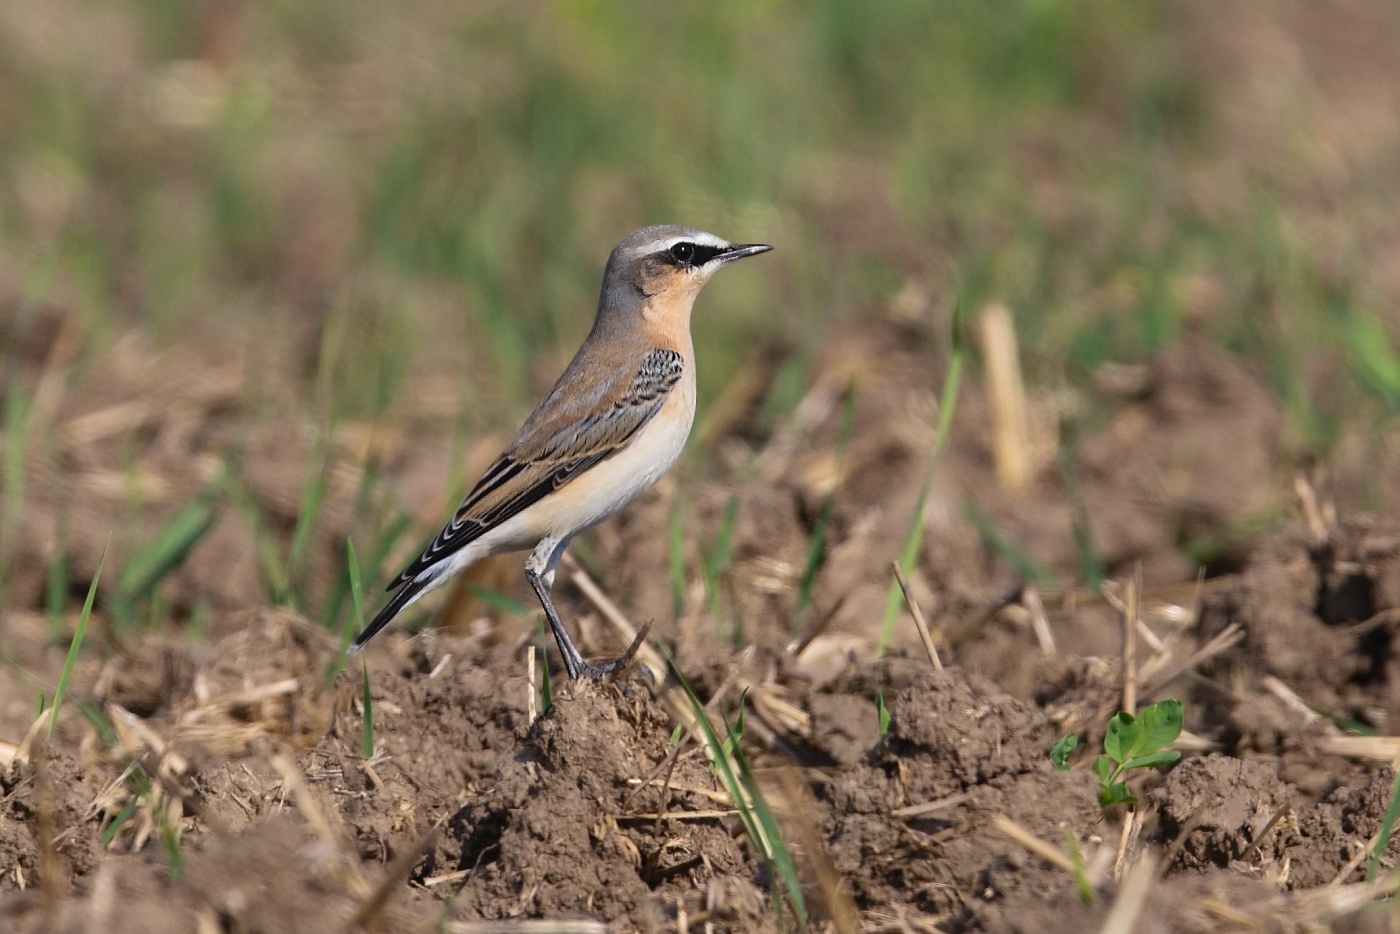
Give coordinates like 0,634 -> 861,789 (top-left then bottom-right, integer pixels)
386,348 -> 684,589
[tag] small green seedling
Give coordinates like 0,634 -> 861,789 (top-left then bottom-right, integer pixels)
1094,699 -> 1182,806
1049,733 -> 1079,771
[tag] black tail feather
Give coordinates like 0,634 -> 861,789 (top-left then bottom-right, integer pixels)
350,578 -> 429,653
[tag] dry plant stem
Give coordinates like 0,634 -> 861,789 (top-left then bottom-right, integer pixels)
1302,870 -> 1400,921
1294,471 -> 1331,548
892,791 -> 975,820
527,648 -> 537,727
14,707 -> 55,764
345,821 -> 442,932
1249,806 -> 1291,861
1329,814 -> 1393,886
788,592 -> 849,658
777,768 -> 860,934
621,739 -> 691,813
617,809 -> 736,822
1098,583 -> 1167,654
1022,585 -> 1056,656
561,554 -> 665,688
1142,623 -> 1245,697
1262,676 -> 1323,724
441,921 -> 609,933
1113,809 -> 1137,881
991,815 -> 1075,874
947,584 -> 1024,649
1099,851 -> 1158,934
1159,807 -> 1206,878
1320,736 -> 1400,761
980,303 -> 1032,493
1121,570 -> 1139,717
270,753 -> 369,897
85,863 -> 117,934
640,739 -> 685,885
892,561 -> 942,670
1197,899 -> 1257,926
626,779 -> 731,807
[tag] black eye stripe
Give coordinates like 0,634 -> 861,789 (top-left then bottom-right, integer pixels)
665,242 -> 725,267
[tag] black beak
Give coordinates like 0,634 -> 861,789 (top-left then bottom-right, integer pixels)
717,243 -> 774,263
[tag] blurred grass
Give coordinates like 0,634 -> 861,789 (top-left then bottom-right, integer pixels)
4,1 -> 1394,405
2,0 -> 1400,620
0,2 -> 1238,408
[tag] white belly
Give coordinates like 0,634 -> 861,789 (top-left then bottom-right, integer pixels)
543,370 -> 695,537
446,365 -> 695,569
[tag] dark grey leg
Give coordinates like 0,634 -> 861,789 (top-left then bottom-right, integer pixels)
525,541 -> 623,681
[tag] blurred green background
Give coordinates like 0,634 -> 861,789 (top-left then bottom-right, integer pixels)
2,0 -> 1400,590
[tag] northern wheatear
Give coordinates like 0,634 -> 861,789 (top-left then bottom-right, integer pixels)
351,226 -> 772,678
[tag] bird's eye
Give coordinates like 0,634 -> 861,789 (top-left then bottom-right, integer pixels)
669,242 -> 696,265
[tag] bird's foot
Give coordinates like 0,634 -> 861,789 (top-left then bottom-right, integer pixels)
573,620 -> 654,681
575,657 -> 627,681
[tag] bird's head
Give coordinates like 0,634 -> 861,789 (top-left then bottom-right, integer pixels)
602,226 -> 772,316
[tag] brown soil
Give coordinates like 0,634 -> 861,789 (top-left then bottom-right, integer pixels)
7,3 -> 1400,922
5,305 -> 1400,932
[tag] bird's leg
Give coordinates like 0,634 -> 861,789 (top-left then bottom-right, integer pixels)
525,541 -> 623,681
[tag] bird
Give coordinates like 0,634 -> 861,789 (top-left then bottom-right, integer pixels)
350,226 -> 773,679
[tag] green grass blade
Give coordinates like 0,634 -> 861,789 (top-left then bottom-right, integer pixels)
670,661 -> 806,926
794,382 -> 858,632
1063,825 -> 1093,905
1058,418 -> 1105,591
1,382 -> 31,595
51,542 -> 107,739
327,538 -> 365,679
100,798 -> 140,848
730,726 -> 808,927
78,700 -> 120,747
702,493 -> 741,612
347,538 -> 365,630
878,310 -> 965,654
158,812 -> 184,881
1368,766 -> 1400,881
321,513 -> 410,631
962,500 -> 1059,586
114,491 -> 218,620
286,458 -> 330,609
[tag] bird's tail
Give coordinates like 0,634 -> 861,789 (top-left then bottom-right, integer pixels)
349,577 -> 430,654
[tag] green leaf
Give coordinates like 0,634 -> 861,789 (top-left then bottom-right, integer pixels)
1098,782 -> 1137,807
1122,750 -> 1180,771
1093,754 -> 1115,788
1103,711 -> 1138,765
1133,699 -> 1183,755
1050,733 -> 1079,771
876,690 -> 891,736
